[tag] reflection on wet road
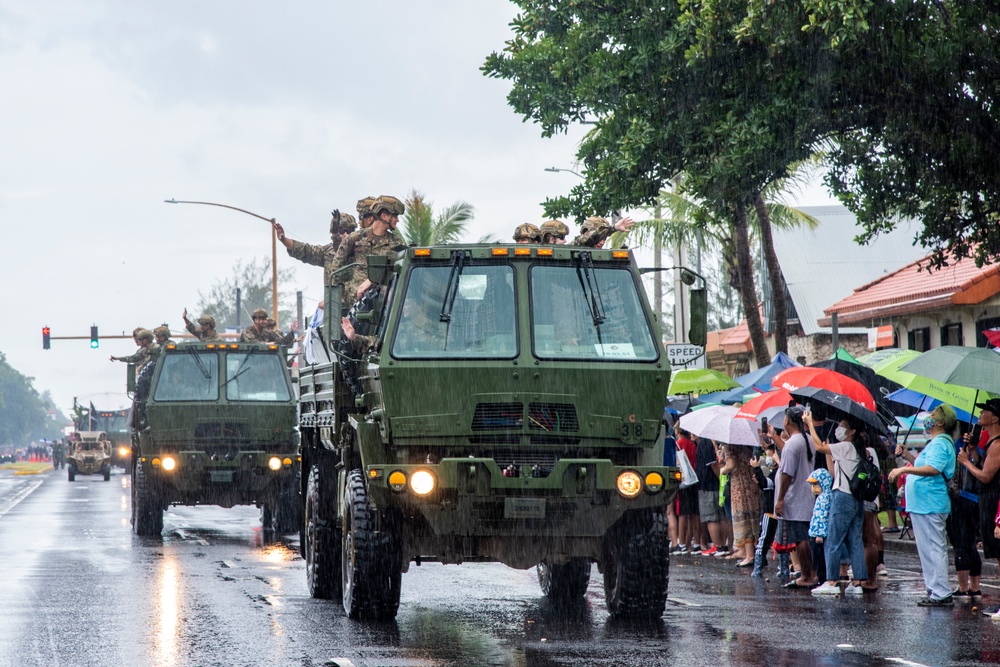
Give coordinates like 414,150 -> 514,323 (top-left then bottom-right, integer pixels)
1,469 -> 999,667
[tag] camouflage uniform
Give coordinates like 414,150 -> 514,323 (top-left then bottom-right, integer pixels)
240,324 -> 283,343
285,212 -> 359,285
570,216 -> 615,248
328,202 -> 405,309
185,316 -> 223,342
117,329 -> 155,373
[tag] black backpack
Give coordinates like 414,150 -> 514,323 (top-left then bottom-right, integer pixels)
848,445 -> 882,502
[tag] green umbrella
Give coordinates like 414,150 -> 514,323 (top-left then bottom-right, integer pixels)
858,348 -> 921,375
899,346 -> 1000,396
667,368 -> 740,395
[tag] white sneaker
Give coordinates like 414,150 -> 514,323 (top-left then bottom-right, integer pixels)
844,583 -> 865,595
811,581 -> 841,596
876,564 -> 888,577
991,608 -> 1000,621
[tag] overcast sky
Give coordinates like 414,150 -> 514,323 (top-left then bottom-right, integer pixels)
0,0 -> 839,415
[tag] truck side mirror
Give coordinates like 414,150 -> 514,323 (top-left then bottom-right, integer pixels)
367,255 -> 393,286
688,287 -> 708,347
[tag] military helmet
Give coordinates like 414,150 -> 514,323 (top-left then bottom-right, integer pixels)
251,308 -> 268,320
372,195 -> 405,217
197,315 -> 216,328
580,216 -> 610,234
513,223 -> 541,243
539,219 -> 570,241
152,326 -> 170,338
330,211 -> 357,235
356,196 -> 377,218
266,318 -> 276,328
135,328 -> 154,343
132,326 -> 145,338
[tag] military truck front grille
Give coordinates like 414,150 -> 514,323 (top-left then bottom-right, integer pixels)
527,403 -> 578,432
471,402 -> 523,431
490,448 -> 558,471
193,422 -> 250,446
467,434 -> 522,445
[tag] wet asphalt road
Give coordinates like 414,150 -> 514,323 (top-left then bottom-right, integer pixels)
2,468 -> 1000,667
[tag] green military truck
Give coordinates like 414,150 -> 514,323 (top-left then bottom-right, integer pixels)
299,243 -> 696,620
128,341 -> 301,536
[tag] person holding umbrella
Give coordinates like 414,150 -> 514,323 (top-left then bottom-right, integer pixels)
804,412 -> 872,595
888,405 -> 958,607
957,398 -> 1000,572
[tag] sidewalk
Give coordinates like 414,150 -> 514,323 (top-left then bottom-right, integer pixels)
0,462 -> 54,476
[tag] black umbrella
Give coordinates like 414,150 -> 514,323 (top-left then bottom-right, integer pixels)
788,386 -> 889,435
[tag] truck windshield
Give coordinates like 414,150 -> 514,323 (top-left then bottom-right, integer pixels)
226,352 -> 290,401
225,353 -> 290,401
153,352 -> 220,402
530,265 -> 659,361
392,264 -> 517,359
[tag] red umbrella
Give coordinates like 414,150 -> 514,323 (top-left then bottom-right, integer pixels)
734,390 -> 794,421
771,367 -> 876,411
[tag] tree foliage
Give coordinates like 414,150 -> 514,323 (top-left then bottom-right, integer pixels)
196,257 -> 299,331
485,1 -> 1000,268
0,352 -> 67,445
399,190 -> 493,245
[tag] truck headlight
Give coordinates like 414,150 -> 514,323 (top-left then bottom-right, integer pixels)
409,470 -> 435,496
268,456 -> 282,471
118,446 -> 130,458
616,471 -> 642,498
161,456 -> 177,472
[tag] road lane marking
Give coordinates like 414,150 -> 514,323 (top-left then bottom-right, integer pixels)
886,658 -> 931,667
0,479 -> 44,519
666,597 -> 702,607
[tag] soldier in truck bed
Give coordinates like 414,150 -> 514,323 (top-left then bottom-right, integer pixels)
273,210 -> 358,286
110,328 -> 155,373
540,217 -> 635,247
325,194 -> 407,311
182,310 -> 223,342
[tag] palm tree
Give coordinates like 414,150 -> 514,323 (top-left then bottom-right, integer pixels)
399,189 -> 492,245
628,168 -> 818,362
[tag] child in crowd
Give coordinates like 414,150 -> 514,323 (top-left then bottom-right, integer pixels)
807,469 -> 833,588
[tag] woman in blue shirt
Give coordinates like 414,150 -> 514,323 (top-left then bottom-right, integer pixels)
888,404 -> 958,607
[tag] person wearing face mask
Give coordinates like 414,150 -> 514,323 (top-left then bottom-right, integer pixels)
888,404 -> 958,607
805,413 -> 872,596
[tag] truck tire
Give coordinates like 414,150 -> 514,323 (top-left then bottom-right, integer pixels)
67,465 -> 76,482
341,469 -> 402,620
602,510 -> 669,618
305,465 -> 340,599
133,462 -> 164,536
537,558 -> 591,601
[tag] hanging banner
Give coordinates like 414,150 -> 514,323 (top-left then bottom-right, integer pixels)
867,325 -> 894,349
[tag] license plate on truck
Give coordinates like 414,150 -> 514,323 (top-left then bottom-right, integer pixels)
504,498 -> 546,519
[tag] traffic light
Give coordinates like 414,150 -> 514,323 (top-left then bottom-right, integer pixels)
90,325 -> 99,349
42,326 -> 51,350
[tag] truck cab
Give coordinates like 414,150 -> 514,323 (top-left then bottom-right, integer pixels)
130,341 -> 300,536
299,243 -> 682,620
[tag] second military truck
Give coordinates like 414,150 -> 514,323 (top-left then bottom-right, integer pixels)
129,341 -> 300,536
299,242 -> 684,620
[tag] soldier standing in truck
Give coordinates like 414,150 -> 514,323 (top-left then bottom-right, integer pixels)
274,210 -> 358,286
182,309 -> 223,341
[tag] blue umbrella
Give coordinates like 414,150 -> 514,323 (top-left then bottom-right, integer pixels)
885,387 -> 974,423
699,352 -> 800,404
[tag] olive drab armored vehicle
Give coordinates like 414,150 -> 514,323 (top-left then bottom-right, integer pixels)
67,431 -> 112,481
299,243 -> 698,620
128,341 -> 301,536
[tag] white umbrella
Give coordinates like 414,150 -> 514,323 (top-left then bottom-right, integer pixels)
700,411 -> 762,447
678,405 -> 738,439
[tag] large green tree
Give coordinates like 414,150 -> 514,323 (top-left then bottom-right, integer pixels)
0,352 -> 67,445
484,1 -> 1000,363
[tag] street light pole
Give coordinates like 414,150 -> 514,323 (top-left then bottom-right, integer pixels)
165,199 -> 280,322
544,166 -> 584,179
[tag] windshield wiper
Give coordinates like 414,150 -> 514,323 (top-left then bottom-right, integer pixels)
187,347 -> 212,379
222,347 -> 258,392
575,251 -> 607,328
439,250 -> 468,322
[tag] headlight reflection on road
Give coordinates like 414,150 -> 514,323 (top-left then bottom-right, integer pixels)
157,556 -> 180,667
